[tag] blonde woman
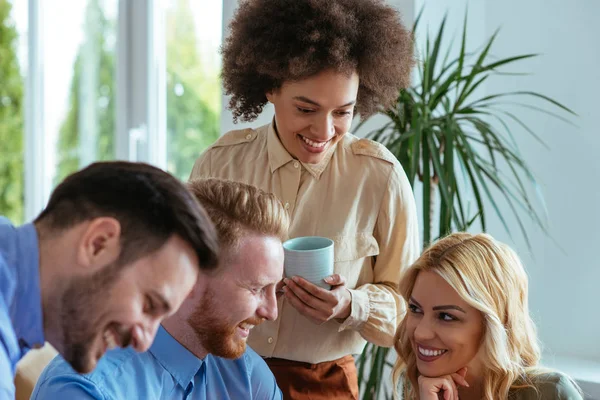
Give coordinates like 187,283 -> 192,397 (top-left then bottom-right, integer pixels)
393,233 -> 582,400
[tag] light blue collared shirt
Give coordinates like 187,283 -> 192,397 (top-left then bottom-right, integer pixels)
32,325 -> 282,399
0,217 -> 45,399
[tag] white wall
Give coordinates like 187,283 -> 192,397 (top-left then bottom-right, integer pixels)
484,0 -> 600,361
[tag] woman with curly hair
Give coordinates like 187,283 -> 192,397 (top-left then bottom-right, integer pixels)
393,233 -> 582,400
190,0 -> 419,397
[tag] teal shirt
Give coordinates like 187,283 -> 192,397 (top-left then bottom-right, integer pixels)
396,371 -> 583,400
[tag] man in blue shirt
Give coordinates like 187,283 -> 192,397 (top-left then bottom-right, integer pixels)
32,179 -> 287,399
0,162 -> 220,399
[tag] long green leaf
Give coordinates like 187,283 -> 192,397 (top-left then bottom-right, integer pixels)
478,100 -> 577,127
422,132 -> 432,246
426,131 -> 451,212
500,110 -> 550,149
442,122 -> 459,235
412,6 -> 424,34
455,8 -> 468,100
454,29 -> 499,110
479,53 -> 538,73
464,90 -> 577,116
477,165 -> 533,248
460,135 -> 512,234
453,73 -> 490,110
455,142 -> 487,231
425,15 -> 448,97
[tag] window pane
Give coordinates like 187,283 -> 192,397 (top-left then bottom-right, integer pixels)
0,0 -> 26,224
164,0 -> 222,180
46,0 -> 118,185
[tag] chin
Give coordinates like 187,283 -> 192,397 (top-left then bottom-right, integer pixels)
64,336 -> 104,373
296,148 -> 328,164
68,354 -> 97,374
78,361 -> 96,374
417,363 -> 456,379
223,338 -> 247,359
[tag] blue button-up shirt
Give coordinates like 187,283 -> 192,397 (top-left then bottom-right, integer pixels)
0,217 -> 45,399
32,325 -> 282,399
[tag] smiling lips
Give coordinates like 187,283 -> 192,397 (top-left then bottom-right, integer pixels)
237,322 -> 255,338
103,328 -> 120,351
298,134 -> 331,153
417,344 -> 448,362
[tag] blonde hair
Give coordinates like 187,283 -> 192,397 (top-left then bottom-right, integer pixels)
393,232 -> 543,399
187,178 -> 289,251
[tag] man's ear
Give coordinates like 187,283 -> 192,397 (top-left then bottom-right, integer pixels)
76,217 -> 121,271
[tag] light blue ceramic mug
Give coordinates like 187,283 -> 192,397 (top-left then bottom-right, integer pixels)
283,236 -> 334,289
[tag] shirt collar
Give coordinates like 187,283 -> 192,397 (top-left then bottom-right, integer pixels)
14,223 -> 45,349
149,325 -> 203,390
267,120 -> 338,180
300,142 -> 338,179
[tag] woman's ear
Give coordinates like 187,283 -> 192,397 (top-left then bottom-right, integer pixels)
266,91 -> 274,103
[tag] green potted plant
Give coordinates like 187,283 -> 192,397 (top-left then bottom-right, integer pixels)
356,9 -> 575,400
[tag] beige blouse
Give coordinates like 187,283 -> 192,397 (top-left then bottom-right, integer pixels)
190,122 -> 420,363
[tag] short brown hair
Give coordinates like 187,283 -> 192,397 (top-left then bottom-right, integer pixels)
35,161 -> 220,271
222,0 -> 414,122
187,178 -> 289,251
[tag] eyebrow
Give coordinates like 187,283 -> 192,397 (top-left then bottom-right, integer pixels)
150,290 -> 172,314
252,279 -> 276,288
293,96 -> 356,109
433,305 -> 467,314
409,297 -> 466,314
409,297 -> 423,308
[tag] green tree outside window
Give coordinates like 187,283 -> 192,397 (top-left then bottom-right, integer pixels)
0,0 -> 24,224
57,0 -> 220,183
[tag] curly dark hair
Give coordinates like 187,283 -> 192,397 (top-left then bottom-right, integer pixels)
222,0 -> 414,122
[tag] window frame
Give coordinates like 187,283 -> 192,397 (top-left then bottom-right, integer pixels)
24,0 -> 169,221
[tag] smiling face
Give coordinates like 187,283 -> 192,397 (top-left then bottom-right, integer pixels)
59,235 -> 199,373
188,234 -> 284,359
406,271 -> 485,378
266,68 -> 359,164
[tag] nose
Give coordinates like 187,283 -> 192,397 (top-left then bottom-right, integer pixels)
413,317 -> 436,342
310,114 -> 335,140
257,287 -> 278,321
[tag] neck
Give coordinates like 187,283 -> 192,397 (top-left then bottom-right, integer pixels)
458,373 -> 484,400
162,314 -> 209,360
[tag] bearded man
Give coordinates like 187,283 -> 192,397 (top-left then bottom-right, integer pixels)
32,179 -> 288,400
